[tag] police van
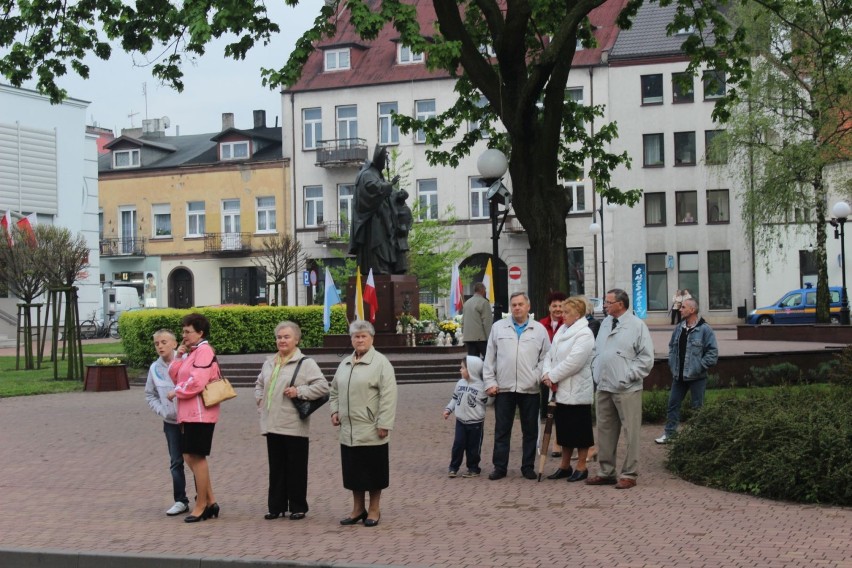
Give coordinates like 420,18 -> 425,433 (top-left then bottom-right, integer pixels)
746,284 -> 843,325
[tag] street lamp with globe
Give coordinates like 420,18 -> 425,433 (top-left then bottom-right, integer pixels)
831,200 -> 851,325
477,149 -> 512,321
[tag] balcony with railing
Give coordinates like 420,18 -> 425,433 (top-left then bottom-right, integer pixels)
315,221 -> 351,245
504,217 -> 527,234
100,237 -> 147,257
204,232 -> 252,255
315,138 -> 368,168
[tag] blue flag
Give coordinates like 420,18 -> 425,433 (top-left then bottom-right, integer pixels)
323,270 -> 341,332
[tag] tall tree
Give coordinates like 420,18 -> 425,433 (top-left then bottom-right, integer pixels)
718,0 -> 852,322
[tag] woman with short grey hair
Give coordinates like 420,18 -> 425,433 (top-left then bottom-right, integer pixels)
331,319 -> 397,527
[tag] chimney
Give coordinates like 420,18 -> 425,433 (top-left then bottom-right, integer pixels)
222,112 -> 235,131
253,110 -> 266,129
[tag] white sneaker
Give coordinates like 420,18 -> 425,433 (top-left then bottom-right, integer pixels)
166,501 -> 189,516
654,434 -> 669,445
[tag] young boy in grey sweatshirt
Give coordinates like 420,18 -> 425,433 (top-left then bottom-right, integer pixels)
442,356 -> 490,478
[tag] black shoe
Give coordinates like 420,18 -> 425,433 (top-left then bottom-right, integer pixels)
184,510 -> 207,523
546,467 -> 573,480
488,470 -> 506,481
364,515 -> 380,527
203,502 -> 219,519
339,511 -> 368,525
567,469 -> 588,482
289,512 -> 306,520
550,451 -> 563,458
521,469 -> 537,480
264,512 -> 283,520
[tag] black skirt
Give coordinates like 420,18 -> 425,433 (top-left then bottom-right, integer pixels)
554,404 -> 594,449
340,444 -> 389,491
181,422 -> 215,456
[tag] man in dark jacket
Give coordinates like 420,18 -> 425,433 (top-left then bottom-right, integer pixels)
655,298 -> 718,444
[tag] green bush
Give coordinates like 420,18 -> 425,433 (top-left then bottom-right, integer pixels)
666,385 -> 852,505
827,346 -> 852,388
748,362 -> 802,387
119,305 -> 349,367
419,304 -> 437,322
642,388 -> 669,423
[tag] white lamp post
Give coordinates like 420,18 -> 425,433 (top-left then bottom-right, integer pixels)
832,200 -> 851,324
477,149 -> 511,321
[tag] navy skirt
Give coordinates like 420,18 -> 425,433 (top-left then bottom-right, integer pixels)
340,443 -> 389,491
181,422 -> 215,456
554,404 -> 594,449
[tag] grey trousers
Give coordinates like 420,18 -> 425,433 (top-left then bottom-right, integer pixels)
595,390 -> 642,480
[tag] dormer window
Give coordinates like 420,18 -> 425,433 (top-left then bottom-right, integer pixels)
113,149 -> 140,169
221,141 -> 250,160
325,48 -> 351,71
398,44 -> 423,64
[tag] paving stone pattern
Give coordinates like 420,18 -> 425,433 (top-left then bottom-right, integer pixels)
0,380 -> 850,567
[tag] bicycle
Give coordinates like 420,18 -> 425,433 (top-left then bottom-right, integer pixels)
79,311 -> 120,340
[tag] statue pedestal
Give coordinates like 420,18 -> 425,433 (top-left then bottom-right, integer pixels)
345,274 -> 419,334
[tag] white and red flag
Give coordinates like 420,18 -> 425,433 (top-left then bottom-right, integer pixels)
16,212 -> 37,247
449,263 -> 463,317
0,211 -> 11,246
363,268 -> 378,323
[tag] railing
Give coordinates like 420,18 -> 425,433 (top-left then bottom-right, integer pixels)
100,237 -> 147,256
503,217 -> 526,234
315,138 -> 368,167
204,232 -> 252,254
316,221 -> 350,244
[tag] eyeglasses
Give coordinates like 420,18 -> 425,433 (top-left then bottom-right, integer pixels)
603,300 -> 622,306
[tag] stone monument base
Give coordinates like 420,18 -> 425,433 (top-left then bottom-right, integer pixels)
346,274 -> 420,334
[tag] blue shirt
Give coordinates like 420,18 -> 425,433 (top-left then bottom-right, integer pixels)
512,318 -> 529,338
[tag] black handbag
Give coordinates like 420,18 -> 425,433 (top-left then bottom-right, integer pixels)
288,357 -> 329,419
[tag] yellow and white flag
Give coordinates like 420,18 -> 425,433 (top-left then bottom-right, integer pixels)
354,268 -> 365,320
483,258 -> 495,304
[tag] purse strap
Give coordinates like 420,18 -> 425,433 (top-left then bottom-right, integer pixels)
287,357 -> 312,388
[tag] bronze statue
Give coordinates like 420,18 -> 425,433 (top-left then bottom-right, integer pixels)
392,189 -> 412,274
349,145 -> 403,275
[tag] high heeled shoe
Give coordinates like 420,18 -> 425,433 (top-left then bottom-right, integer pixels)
339,510 -> 368,525
184,509 -> 207,523
364,515 -> 381,527
203,502 -> 220,519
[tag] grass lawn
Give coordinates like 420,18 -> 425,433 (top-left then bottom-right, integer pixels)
81,341 -> 125,355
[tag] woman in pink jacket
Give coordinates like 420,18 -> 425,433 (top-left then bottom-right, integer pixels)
167,313 -> 221,523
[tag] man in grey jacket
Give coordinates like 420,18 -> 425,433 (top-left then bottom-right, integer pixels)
655,298 -> 718,444
144,329 -> 188,515
483,292 -> 550,480
586,289 -> 654,489
462,282 -> 493,358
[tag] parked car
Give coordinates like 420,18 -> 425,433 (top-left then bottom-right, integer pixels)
746,285 -> 843,325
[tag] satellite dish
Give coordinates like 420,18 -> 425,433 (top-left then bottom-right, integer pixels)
161,116 -> 171,129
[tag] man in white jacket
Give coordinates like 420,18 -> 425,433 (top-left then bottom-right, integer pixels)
483,292 -> 550,480
586,289 -> 654,489
144,329 -> 189,515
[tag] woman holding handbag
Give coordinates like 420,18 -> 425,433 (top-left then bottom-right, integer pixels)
167,313 -> 220,523
255,321 -> 328,520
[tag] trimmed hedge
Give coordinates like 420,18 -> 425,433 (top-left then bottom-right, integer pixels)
666,385 -> 852,505
118,304 -> 433,367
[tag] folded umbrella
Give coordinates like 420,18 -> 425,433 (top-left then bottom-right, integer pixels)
537,392 -> 557,482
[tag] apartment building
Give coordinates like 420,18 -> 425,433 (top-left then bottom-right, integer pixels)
98,111 -> 290,308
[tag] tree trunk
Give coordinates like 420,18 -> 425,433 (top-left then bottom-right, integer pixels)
814,169 -> 830,323
508,139 -> 570,315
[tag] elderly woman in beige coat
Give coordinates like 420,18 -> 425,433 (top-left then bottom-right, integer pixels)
331,320 -> 397,527
255,321 -> 329,520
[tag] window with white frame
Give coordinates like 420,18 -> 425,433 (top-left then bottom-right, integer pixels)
417,179 -> 438,220
152,204 -> 172,237
186,201 -> 206,237
324,48 -> 350,71
469,177 -> 491,219
566,182 -> 586,213
397,44 -> 423,64
336,105 -> 358,145
378,102 -> 399,145
338,184 -> 354,232
415,99 -> 436,143
113,149 -> 140,169
256,196 -> 276,233
221,140 -> 250,160
304,186 -> 324,227
221,199 -> 241,233
302,108 -> 322,150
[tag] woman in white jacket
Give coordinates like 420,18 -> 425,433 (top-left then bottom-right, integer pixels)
541,296 -> 596,482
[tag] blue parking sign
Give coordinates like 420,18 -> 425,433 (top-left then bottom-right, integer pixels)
303,271 -> 310,286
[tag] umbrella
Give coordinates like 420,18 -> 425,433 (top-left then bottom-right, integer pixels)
537,391 -> 557,482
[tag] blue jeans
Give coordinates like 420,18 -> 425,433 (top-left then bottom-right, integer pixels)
492,392 -> 539,474
664,378 -> 707,436
449,420 -> 483,473
164,422 -> 188,504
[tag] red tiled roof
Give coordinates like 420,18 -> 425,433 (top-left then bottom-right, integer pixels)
286,0 -> 627,93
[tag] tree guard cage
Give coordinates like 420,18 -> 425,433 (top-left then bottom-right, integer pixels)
40,287 -> 85,381
15,303 -> 43,370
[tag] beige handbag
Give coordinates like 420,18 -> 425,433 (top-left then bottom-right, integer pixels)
202,377 -> 237,407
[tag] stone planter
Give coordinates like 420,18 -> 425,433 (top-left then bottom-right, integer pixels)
84,365 -> 130,392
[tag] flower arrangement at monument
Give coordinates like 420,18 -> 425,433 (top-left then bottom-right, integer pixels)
438,320 -> 459,335
94,357 -> 123,366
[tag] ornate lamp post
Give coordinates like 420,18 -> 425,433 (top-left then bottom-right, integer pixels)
831,201 -> 851,325
477,149 -> 511,321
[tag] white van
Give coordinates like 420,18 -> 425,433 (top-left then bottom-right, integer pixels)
112,286 -> 142,316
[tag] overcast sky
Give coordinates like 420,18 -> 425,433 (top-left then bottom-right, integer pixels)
37,0 -> 324,136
